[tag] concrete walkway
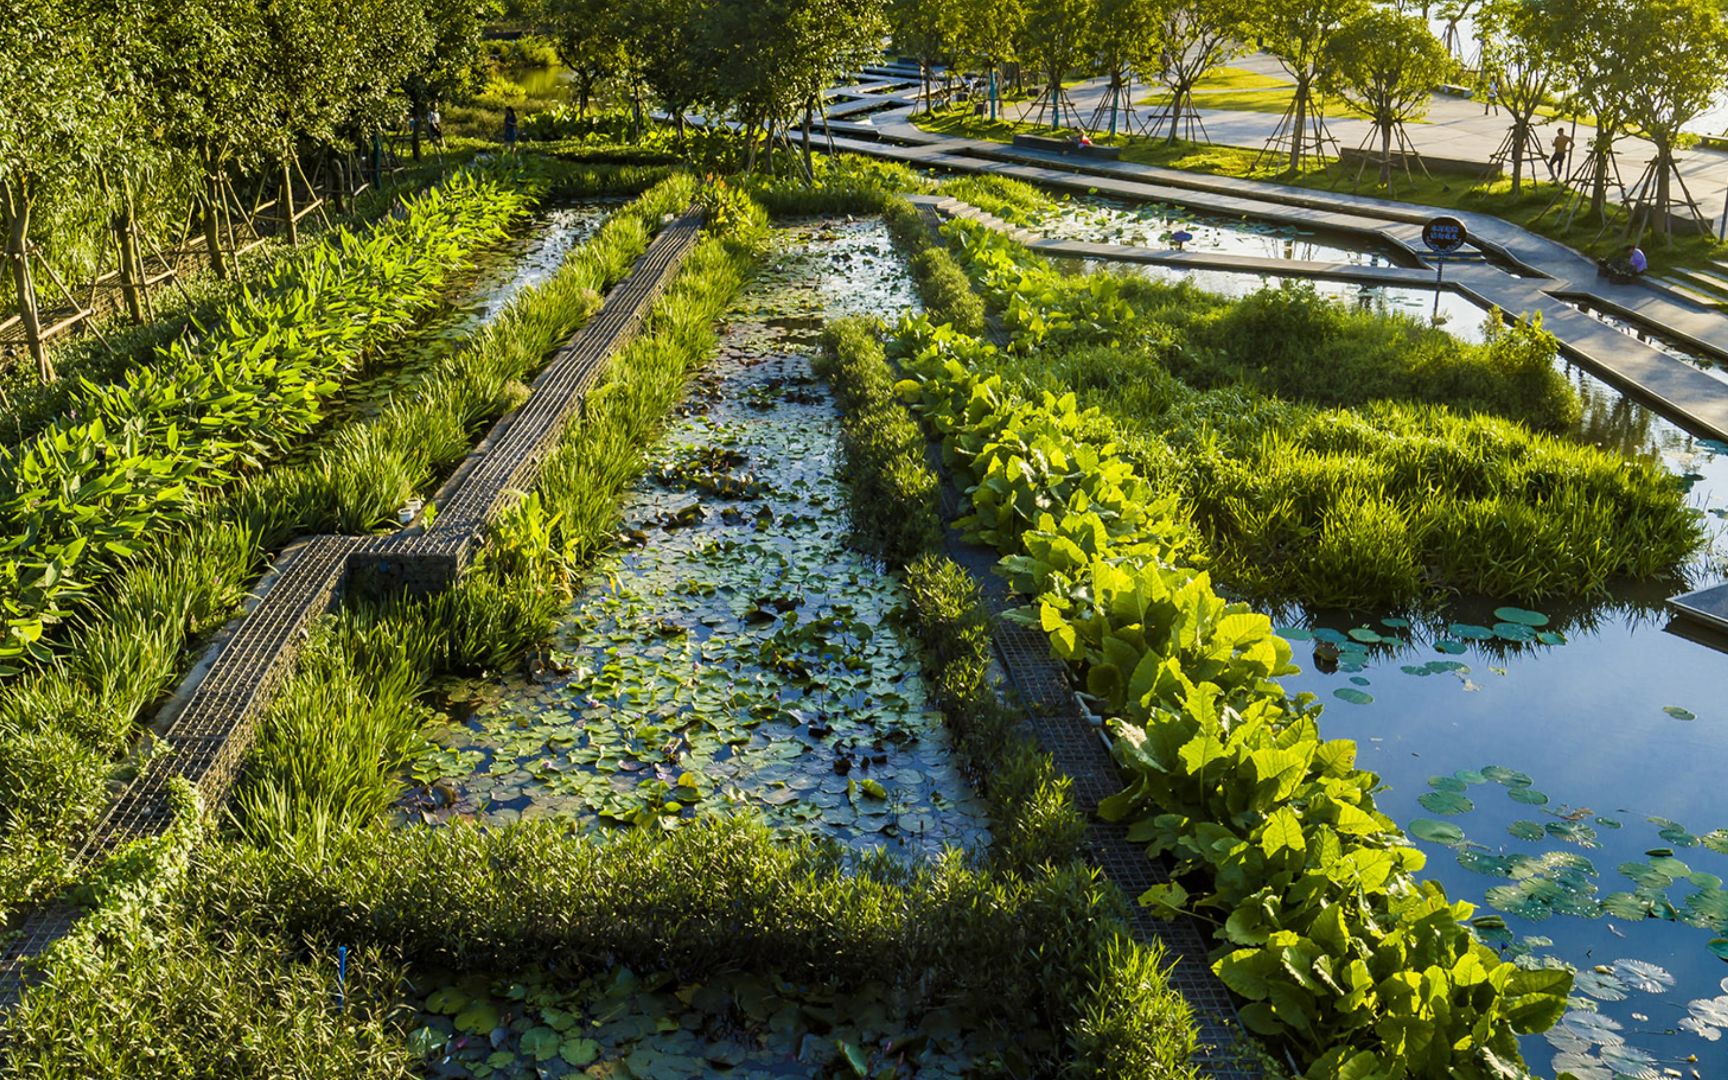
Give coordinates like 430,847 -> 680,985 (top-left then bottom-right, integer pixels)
809,81 -> 1728,442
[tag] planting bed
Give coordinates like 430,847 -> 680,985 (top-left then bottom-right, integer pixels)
405,218 -> 989,854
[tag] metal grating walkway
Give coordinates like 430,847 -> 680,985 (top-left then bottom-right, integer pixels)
0,210 -> 708,1009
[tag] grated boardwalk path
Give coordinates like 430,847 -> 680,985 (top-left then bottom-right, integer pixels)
0,210 -> 706,1009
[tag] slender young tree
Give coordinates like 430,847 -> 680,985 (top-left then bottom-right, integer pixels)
1475,0 -> 1564,195
1620,0 -> 1728,239
1131,0 -> 1250,144
953,0 -> 1025,120
1251,0 -> 1371,172
889,0 -> 961,116
547,0 -> 629,116
1547,0 -> 1636,221
1323,9 -> 1451,187
1016,0 -> 1097,131
1089,0 -> 1158,137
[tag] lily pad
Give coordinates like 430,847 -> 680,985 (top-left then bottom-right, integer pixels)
1493,606 -> 1550,627
1509,820 -> 1547,841
1333,688 -> 1373,705
1492,622 -> 1537,642
1275,625 -> 1313,641
1535,630 -> 1566,646
1449,623 -> 1497,640
1408,818 -> 1466,845
1380,617 -> 1410,628
1664,705 -> 1697,721
1508,787 -> 1549,806
1346,627 -> 1383,644
1435,639 -> 1467,655
1418,790 -> 1473,815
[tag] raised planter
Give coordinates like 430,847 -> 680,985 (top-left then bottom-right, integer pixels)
1338,144 -> 1495,178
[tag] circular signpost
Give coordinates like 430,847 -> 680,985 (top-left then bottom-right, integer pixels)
1421,216 -> 1467,322
1422,215 -> 1468,254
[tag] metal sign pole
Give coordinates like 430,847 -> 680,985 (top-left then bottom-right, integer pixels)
1433,255 -> 1445,323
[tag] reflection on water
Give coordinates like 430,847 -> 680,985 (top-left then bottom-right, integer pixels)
1034,193 -> 1399,266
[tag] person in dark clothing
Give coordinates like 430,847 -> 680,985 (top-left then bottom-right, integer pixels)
503,106 -> 518,151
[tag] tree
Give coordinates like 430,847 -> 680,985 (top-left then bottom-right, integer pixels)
624,0 -> 715,142
1251,0 -> 1371,172
705,0 -> 887,174
1547,0 -> 1636,221
889,0 -> 961,117
1016,0 -> 1097,130
547,0 -> 628,116
952,0 -> 1024,121
1131,0 -> 1249,143
404,0 -> 499,156
1475,0 -> 1564,195
1620,0 -> 1728,239
1090,0 -> 1159,136
1323,9 -> 1451,187
0,0 -> 119,381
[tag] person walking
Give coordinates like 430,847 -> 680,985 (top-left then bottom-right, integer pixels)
1482,79 -> 1500,116
1547,127 -> 1572,181
503,106 -> 519,152
427,104 -> 445,148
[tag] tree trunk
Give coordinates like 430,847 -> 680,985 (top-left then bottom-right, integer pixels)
116,177 -> 146,323
1510,118 -> 1526,195
202,162 -> 230,280
5,184 -> 52,382
577,76 -> 592,118
1655,144 -> 1673,242
745,121 -> 760,174
629,86 -> 644,143
1290,79 -> 1309,173
1380,123 -> 1393,187
1590,146 -> 1608,222
280,156 -> 299,245
802,102 -> 814,182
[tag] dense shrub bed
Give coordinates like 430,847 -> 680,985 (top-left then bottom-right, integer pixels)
0,173 -> 697,925
880,313 -> 1573,1078
0,166 -> 542,670
939,219 -> 1699,608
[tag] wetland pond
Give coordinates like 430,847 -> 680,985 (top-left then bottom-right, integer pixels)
1057,211 -> 1728,1075
402,220 -> 1000,1078
1264,302 -> 1728,1079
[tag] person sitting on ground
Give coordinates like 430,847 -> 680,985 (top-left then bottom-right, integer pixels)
1604,242 -> 1648,280
1548,127 -> 1572,180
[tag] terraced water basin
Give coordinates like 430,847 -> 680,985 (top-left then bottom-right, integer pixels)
403,217 -> 990,859
1266,313 -> 1728,1079
410,966 -> 1021,1079
324,202 -> 616,428
1029,192 -> 1402,266
1074,255 -> 1493,329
